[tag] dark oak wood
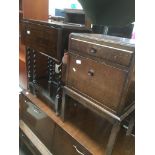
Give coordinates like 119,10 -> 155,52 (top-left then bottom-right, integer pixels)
25,48 -> 63,113
61,86 -> 119,123
21,19 -> 90,62
19,122 -> 52,155
20,93 -> 55,152
19,0 -> 48,90
21,19 -> 90,113
106,122 -> 121,155
52,125 -> 91,155
66,33 -> 135,114
22,21 -> 59,60
66,53 -> 128,113
20,129 -> 42,155
69,34 -> 134,67
62,33 -> 135,155
20,90 -> 134,155
61,86 -> 135,155
126,112 -> 135,136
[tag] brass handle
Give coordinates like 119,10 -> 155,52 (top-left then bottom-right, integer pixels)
73,145 -> 85,155
88,69 -> 94,77
90,48 -> 97,54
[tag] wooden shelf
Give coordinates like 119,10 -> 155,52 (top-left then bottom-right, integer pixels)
22,90 -> 134,155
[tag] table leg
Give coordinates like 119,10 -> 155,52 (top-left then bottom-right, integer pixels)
126,116 -> 135,136
106,122 -> 121,155
32,50 -> 37,96
26,47 -> 32,90
61,88 -> 66,121
55,63 -> 62,115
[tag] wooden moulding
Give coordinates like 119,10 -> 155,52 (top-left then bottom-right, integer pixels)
19,120 -> 53,155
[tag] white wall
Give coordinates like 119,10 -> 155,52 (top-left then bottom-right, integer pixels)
49,0 -> 82,16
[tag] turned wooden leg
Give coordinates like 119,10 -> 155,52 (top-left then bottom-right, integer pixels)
54,94 -> 59,115
126,115 -> 135,136
26,47 -> 32,90
32,50 -> 37,96
106,122 -> 121,155
55,63 -> 62,115
61,88 -> 66,122
48,57 -> 54,95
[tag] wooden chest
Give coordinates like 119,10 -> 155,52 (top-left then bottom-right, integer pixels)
21,19 -> 90,62
21,19 -> 90,113
66,33 -> 135,115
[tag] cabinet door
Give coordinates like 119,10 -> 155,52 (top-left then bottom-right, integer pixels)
20,94 -> 55,152
52,125 -> 92,155
67,54 -> 127,112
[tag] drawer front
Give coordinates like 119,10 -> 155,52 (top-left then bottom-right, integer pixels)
22,22 -> 59,59
53,126 -> 91,155
20,94 -> 55,152
69,37 -> 133,67
66,54 -> 127,112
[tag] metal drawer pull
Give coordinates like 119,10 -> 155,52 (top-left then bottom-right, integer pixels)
88,69 -> 94,77
90,48 -> 97,54
33,107 -> 41,114
25,100 -> 41,114
26,30 -> 31,35
73,145 -> 85,155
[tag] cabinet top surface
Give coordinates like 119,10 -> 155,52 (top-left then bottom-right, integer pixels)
22,18 -> 89,30
70,33 -> 135,49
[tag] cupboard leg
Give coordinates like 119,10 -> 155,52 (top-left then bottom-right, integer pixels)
106,122 -> 120,155
48,58 -> 53,95
55,63 -> 62,115
126,116 -> 135,136
61,89 -> 66,121
32,50 -> 37,96
55,95 -> 59,115
26,47 -> 32,90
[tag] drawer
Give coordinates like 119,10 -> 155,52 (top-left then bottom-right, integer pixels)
22,22 -> 58,59
69,37 -> 134,67
20,94 -> 55,152
53,125 -> 91,155
66,53 -> 128,112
